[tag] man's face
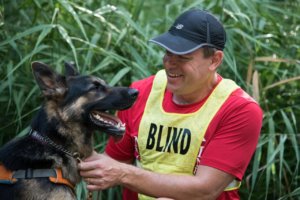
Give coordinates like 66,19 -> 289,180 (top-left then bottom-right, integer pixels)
162,48 -> 217,100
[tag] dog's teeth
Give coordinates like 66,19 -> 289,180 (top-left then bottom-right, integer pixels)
92,113 -> 126,130
117,122 -> 125,129
95,114 -> 102,120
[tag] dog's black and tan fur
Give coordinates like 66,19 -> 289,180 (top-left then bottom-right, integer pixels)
0,62 -> 138,200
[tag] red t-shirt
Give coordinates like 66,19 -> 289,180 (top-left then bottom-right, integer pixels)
106,75 -> 263,200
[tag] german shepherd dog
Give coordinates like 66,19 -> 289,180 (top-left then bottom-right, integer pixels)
0,62 -> 138,199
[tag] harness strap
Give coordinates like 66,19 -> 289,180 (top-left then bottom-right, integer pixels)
0,164 -> 74,189
49,168 -> 75,189
13,168 -> 57,179
0,164 -> 17,184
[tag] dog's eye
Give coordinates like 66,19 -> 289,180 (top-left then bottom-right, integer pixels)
93,81 -> 105,91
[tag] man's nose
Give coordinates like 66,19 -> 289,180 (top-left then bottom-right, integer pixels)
163,54 -> 178,64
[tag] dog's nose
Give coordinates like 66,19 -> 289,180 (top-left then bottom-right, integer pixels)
128,88 -> 139,100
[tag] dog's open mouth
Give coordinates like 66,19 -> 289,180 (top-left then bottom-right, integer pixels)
89,111 -> 125,135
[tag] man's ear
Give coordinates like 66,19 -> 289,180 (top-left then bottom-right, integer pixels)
209,50 -> 224,71
64,61 -> 79,77
32,61 -> 67,98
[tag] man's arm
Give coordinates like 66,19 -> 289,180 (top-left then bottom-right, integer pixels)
79,153 -> 235,200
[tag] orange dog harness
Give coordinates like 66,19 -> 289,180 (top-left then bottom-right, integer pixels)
0,164 -> 74,189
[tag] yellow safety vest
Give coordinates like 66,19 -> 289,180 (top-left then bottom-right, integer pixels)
137,70 -> 241,199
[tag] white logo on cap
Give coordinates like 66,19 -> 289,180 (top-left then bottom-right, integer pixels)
175,24 -> 184,29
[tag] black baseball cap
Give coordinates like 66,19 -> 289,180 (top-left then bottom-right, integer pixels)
149,9 -> 226,55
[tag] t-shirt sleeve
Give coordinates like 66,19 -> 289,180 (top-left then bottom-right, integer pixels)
199,100 -> 263,180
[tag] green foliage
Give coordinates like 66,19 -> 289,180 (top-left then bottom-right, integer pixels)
1,0 -> 299,199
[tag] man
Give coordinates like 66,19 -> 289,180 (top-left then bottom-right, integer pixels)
79,8 -> 263,200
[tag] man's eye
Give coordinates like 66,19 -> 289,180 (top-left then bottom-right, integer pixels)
165,51 -> 172,56
178,56 -> 192,62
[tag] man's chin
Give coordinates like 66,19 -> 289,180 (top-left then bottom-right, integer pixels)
166,83 -> 183,95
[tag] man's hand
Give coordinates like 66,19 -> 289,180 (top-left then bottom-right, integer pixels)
78,151 -> 125,190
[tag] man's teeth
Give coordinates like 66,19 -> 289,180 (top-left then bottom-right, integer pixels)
168,73 -> 182,77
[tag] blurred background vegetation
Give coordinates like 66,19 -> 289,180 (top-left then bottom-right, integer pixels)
0,0 -> 299,199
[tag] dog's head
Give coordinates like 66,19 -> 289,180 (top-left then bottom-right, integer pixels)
31,61 -> 138,139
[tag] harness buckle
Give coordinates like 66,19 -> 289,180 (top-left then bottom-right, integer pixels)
73,152 -> 82,163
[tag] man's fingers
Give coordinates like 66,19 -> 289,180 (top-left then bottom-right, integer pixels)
79,166 -> 102,178
85,178 -> 108,191
78,155 -> 105,171
84,151 -> 100,161
87,184 -> 103,191
78,160 -> 96,171
85,177 -> 102,184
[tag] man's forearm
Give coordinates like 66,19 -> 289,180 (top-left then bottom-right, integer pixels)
79,153 -> 233,200
119,163 -> 219,200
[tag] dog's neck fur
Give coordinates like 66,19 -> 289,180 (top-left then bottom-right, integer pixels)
32,103 -> 94,159
27,105 -> 93,184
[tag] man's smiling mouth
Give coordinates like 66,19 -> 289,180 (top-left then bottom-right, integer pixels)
167,72 -> 183,78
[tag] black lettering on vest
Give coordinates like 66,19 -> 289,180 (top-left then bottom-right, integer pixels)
180,129 -> 191,154
146,123 -> 157,149
156,125 -> 164,151
167,127 -> 182,153
163,127 -> 172,152
145,124 -> 192,155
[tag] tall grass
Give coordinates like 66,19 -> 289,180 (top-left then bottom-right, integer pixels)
1,0 -> 299,199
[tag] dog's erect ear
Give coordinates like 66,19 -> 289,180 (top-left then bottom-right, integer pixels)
64,61 -> 79,77
32,61 -> 67,98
